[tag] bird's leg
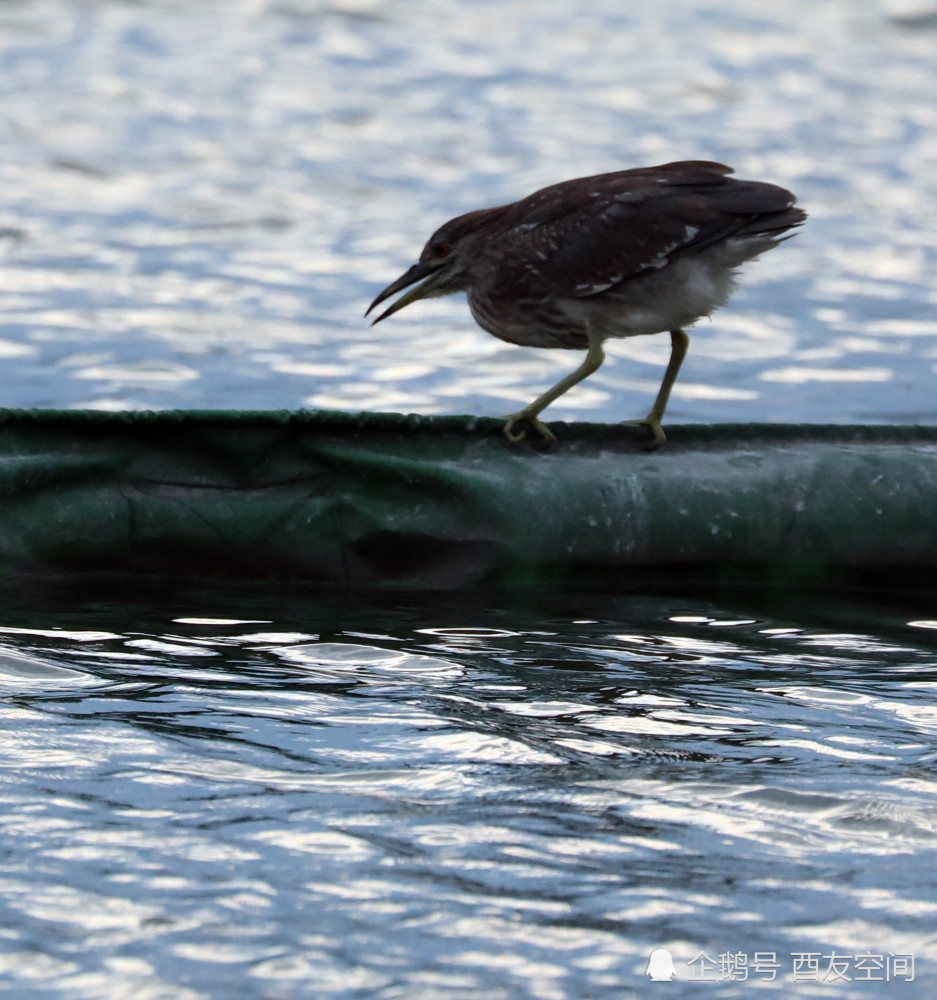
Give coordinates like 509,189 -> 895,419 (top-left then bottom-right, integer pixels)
503,332 -> 606,445
626,328 -> 689,449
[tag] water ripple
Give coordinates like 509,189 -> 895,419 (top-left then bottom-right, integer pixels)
0,0 -> 936,994
0,0 -> 934,424
3,583 -> 936,994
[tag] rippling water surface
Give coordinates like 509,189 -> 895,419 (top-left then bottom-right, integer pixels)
0,0 -> 935,423
1,1 -> 937,996
0,585 -> 935,997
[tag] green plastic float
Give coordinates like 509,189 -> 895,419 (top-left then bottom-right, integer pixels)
0,408 -> 934,589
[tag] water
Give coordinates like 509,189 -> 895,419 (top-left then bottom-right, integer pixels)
0,0 -> 935,424
1,0 -> 937,996
1,583 -> 936,998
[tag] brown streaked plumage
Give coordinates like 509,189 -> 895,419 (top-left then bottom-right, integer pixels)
367,161 -> 806,447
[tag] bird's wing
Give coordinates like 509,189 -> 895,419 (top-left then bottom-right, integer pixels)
506,162 -> 800,298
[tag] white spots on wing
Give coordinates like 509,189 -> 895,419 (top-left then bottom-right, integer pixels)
610,189 -> 649,204
575,272 -> 624,294
598,206 -> 622,223
648,234 -> 696,269
650,248 -> 677,269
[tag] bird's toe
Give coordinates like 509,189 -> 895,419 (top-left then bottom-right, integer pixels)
502,412 -> 557,447
625,415 -> 667,450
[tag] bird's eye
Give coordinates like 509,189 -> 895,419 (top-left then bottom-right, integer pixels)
431,241 -> 451,259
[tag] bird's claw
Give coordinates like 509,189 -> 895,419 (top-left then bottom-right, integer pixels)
502,412 -> 557,447
625,415 -> 667,450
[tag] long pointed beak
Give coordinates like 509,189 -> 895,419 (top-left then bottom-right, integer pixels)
365,260 -> 441,325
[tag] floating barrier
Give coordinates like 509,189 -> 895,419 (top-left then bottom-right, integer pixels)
0,409 -> 935,589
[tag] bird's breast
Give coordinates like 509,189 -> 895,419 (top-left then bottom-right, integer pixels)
466,289 -> 591,350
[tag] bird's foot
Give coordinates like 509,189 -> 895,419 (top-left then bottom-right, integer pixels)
502,410 -> 557,447
625,414 -> 667,450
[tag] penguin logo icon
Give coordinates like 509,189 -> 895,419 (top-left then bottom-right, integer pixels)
646,948 -> 676,981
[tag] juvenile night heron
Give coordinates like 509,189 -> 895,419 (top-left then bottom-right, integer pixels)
367,161 -> 805,447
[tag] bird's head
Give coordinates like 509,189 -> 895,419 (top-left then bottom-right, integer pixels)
365,208 -> 496,324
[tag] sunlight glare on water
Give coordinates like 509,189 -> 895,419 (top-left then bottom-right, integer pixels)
1,1 -> 937,998
0,587 -> 936,997
0,0 -> 935,424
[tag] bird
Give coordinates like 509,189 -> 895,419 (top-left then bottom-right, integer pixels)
366,161 -> 806,447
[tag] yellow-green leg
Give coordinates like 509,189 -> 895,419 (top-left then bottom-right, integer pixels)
626,328 -> 689,449
503,332 -> 606,445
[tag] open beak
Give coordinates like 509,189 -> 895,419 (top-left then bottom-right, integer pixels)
365,260 -> 444,325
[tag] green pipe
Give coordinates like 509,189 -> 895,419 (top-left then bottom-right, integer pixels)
0,408 -> 934,589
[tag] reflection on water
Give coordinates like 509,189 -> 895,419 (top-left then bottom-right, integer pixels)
1,1 -> 936,997
0,584 -> 935,997
0,0 -> 935,423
